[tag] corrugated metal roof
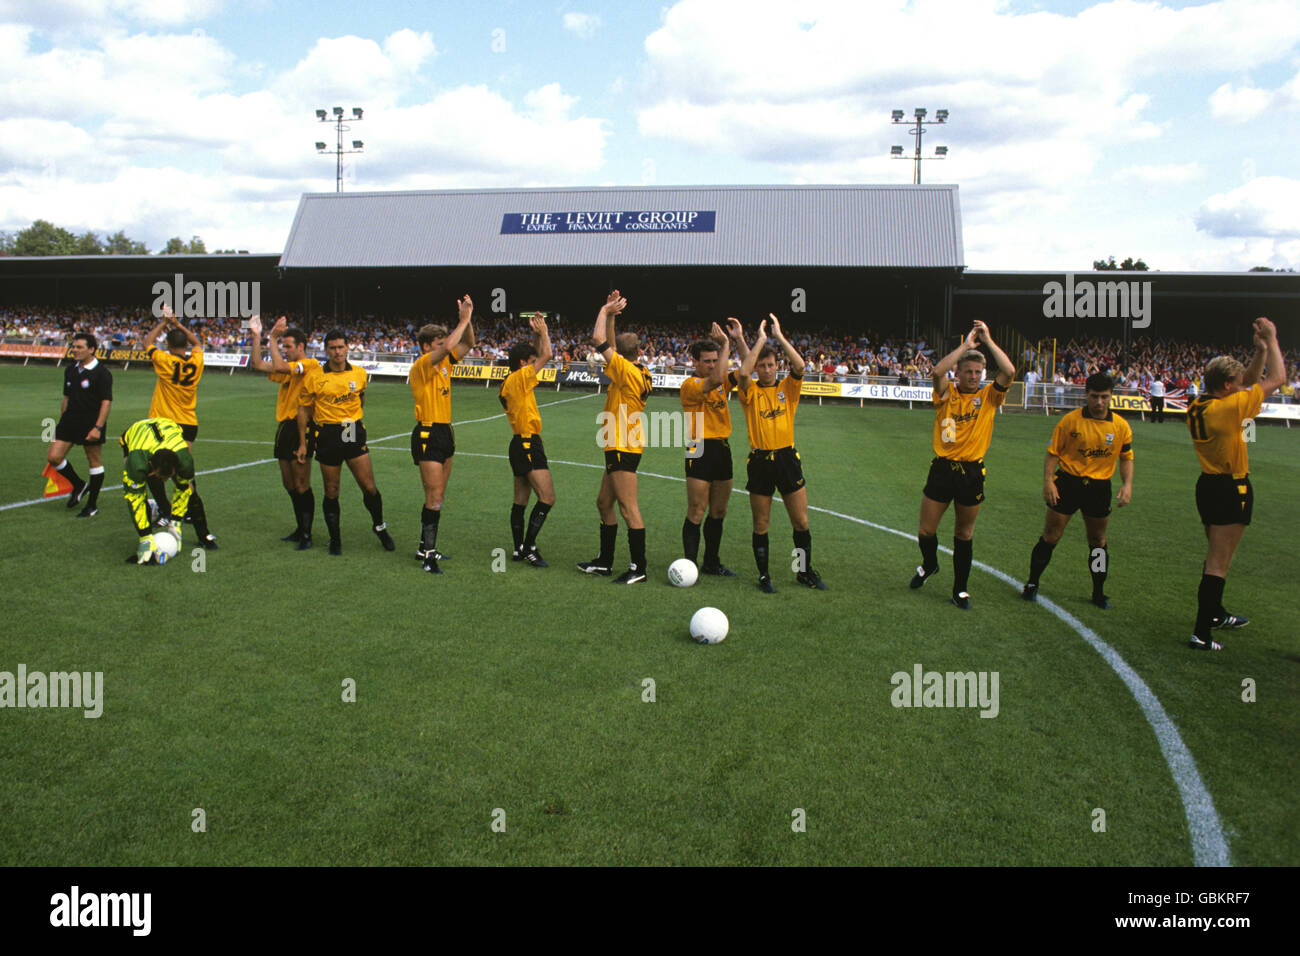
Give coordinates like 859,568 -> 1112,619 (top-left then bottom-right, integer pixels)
278,184 -> 963,270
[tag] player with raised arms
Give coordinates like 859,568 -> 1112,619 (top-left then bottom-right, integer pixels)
578,290 -> 654,584
247,315 -> 320,549
1021,372 -> 1134,608
734,314 -> 825,593
139,303 -> 217,548
46,331 -> 112,517
909,320 -> 1014,609
296,329 -> 394,556
499,312 -> 555,567
409,296 -> 475,575
1184,317 -> 1285,650
679,318 -> 744,576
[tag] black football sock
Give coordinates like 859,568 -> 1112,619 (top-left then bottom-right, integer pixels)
1195,573 -> 1225,638
598,522 -> 617,566
523,501 -> 551,549
324,495 -> 341,543
1028,536 -> 1055,586
953,537 -> 973,594
86,467 -> 104,507
702,516 -> 724,566
682,518 -> 701,563
510,504 -> 526,550
421,507 -> 441,554
362,490 -> 385,528
752,532 -> 770,577
1090,545 -> 1109,599
188,490 -> 211,539
918,533 -> 939,572
299,488 -> 315,535
628,527 -> 646,571
57,458 -> 83,489
793,528 -> 812,572
288,489 -> 303,532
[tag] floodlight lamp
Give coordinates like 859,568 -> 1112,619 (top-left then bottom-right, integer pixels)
333,106 -> 343,116
352,140 -> 363,149
936,109 -> 949,122
315,109 -> 327,120
891,146 -> 904,156
891,110 -> 905,122
935,146 -> 948,156
353,108 -> 363,118
315,141 -> 327,150
915,108 -> 926,119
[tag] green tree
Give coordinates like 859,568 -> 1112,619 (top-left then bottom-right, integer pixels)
105,230 -> 148,255
185,235 -> 207,254
1093,256 -> 1149,271
75,231 -> 104,255
12,219 -> 78,256
162,236 -> 186,254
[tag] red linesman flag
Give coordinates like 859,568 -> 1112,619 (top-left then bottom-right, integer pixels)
42,463 -> 74,498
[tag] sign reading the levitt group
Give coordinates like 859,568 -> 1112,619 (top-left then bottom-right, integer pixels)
501,211 -> 716,234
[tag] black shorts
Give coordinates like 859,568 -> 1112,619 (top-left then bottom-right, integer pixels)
179,423 -> 198,443
411,423 -> 455,465
55,413 -> 107,446
315,421 -> 368,467
685,438 -> 733,483
508,435 -> 548,477
923,457 -> 986,507
604,450 -> 642,473
274,419 -> 316,461
1050,471 -> 1111,518
746,447 -> 806,497
1196,474 -> 1253,526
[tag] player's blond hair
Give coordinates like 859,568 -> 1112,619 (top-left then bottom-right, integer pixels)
615,332 -> 639,361
958,349 -> 986,368
1204,355 -> 1244,394
417,324 -> 449,347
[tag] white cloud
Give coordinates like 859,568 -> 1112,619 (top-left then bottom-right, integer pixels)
1195,176 -> 1300,239
562,12 -> 600,38
1115,163 -> 1205,184
1208,81 -> 1273,122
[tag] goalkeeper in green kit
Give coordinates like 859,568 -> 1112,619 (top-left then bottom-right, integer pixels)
120,417 -> 206,564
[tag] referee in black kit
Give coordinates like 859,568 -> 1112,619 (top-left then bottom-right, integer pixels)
45,332 -> 113,516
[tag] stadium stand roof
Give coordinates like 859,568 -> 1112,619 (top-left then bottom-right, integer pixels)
278,184 -> 964,270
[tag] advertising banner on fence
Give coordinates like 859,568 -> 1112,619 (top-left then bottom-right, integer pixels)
1,344 -> 66,359
841,382 -> 933,401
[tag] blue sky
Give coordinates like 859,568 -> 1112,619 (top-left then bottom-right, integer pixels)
1,0 -> 1296,269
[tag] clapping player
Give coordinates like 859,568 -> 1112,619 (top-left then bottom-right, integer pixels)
910,320 -> 1014,609
578,290 -> 654,584
499,312 -> 555,567
247,315 -> 321,549
409,296 -> 475,574
734,314 -> 824,592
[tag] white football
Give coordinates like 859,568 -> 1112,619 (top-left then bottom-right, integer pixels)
153,530 -> 180,560
668,558 -> 699,588
690,606 -> 729,644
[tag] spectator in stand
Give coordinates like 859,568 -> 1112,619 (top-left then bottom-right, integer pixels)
1149,374 -> 1166,423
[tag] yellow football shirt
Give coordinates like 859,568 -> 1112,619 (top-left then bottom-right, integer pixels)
1188,384 -> 1262,476
680,373 -> 734,441
931,380 -> 1007,460
499,365 -> 541,436
148,348 -> 204,426
301,363 -> 366,424
737,374 -> 801,450
1049,408 -> 1134,480
268,358 -> 321,422
410,352 -> 452,424
602,351 -> 654,453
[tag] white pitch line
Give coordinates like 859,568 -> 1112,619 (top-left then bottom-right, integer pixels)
0,400 -> 1232,865
0,458 -> 277,512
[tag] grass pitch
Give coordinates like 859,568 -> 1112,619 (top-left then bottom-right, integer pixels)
0,364 -> 1296,865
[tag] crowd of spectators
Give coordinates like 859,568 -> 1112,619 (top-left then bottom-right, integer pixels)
5,307 -> 1295,399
